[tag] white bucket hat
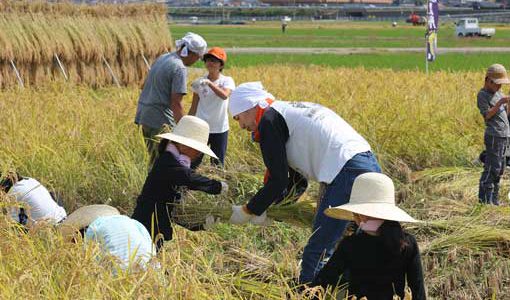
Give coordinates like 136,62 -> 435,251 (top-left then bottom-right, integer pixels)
156,116 -> 218,159
59,204 -> 120,240
324,173 -> 419,223
228,82 -> 275,117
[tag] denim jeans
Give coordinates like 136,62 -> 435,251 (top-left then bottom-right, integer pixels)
299,151 -> 381,284
208,131 -> 228,165
194,131 -> 229,167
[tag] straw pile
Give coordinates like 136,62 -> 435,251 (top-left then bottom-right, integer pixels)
0,1 -> 171,87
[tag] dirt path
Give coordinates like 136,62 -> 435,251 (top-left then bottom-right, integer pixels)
224,47 -> 510,55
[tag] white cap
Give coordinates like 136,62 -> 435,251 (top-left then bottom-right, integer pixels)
228,82 -> 275,117
175,32 -> 207,57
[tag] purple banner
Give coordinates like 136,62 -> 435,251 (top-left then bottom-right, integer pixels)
428,0 -> 439,32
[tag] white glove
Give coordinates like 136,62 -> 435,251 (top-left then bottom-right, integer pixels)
204,214 -> 217,230
191,79 -> 201,91
229,205 -> 253,225
199,78 -> 212,86
250,211 -> 272,226
220,181 -> 229,195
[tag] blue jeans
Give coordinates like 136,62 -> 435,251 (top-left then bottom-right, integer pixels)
299,151 -> 381,284
209,131 -> 228,165
193,131 -> 229,167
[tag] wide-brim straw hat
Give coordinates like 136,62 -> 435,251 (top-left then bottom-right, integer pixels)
324,172 -> 419,223
59,204 -> 120,240
156,116 -> 218,159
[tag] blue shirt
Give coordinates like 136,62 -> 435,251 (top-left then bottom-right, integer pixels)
85,215 -> 155,270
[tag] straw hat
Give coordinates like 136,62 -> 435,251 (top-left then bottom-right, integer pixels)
59,205 -> 120,239
324,173 -> 419,223
486,64 -> 510,85
156,116 -> 218,159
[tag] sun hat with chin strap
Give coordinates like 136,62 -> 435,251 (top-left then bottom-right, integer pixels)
324,172 -> 419,223
156,115 -> 218,159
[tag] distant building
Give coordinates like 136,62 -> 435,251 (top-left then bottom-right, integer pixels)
260,0 -> 393,5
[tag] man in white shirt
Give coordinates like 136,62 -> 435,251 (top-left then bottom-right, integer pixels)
227,82 -> 382,284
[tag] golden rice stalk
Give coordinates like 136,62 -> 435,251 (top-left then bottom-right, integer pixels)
172,199 -> 316,228
0,1 -> 166,19
0,4 -> 171,87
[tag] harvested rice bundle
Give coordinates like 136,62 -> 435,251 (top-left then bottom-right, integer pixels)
172,198 -> 316,229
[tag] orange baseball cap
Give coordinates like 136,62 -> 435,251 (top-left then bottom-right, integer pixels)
204,47 -> 227,64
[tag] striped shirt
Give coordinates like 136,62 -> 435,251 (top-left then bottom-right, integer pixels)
85,215 -> 155,270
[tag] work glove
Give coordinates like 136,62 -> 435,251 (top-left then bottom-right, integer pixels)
229,205 -> 253,225
204,214 -> 218,230
250,211 -> 272,226
220,181 -> 229,195
191,79 -> 201,91
199,78 -> 212,86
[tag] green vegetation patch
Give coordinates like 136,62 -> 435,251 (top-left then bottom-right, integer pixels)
171,23 -> 510,48
194,52 -> 510,72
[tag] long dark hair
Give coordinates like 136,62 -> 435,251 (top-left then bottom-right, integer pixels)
158,138 -> 170,154
378,221 -> 411,256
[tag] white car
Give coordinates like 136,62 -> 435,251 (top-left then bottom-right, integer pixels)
455,18 -> 495,37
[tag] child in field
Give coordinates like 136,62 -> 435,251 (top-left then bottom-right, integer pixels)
477,64 -> 510,205
189,47 -> 235,166
131,116 -> 228,251
311,173 -> 426,300
60,205 -> 155,271
0,172 -> 67,227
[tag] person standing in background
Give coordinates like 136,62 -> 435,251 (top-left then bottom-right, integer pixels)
189,47 -> 235,166
135,32 -> 207,165
477,64 -> 510,205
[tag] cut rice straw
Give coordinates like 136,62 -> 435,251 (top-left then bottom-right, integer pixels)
172,199 -> 316,228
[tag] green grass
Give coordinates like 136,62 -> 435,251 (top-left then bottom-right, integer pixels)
192,52 -> 510,72
171,22 -> 510,48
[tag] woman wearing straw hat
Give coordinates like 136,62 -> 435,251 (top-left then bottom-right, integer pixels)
131,116 -> 228,251
59,205 -> 155,271
189,47 -> 235,166
311,173 -> 426,300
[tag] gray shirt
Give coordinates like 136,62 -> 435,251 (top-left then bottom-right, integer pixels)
477,89 -> 510,137
135,52 -> 187,129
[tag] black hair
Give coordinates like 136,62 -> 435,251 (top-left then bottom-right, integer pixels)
78,227 -> 87,238
0,172 -> 22,192
378,220 -> 411,256
203,54 -> 224,72
158,138 -> 170,154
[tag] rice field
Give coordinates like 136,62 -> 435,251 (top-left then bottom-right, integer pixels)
171,22 -> 510,48
2,2 -> 510,298
2,64 -> 510,299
